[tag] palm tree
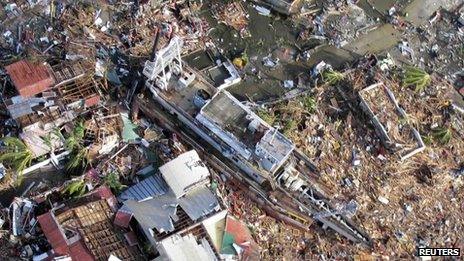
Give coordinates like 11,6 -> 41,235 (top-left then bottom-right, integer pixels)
65,120 -> 89,172
403,66 -> 431,93
0,137 -> 34,175
66,147 -> 89,171
65,121 -> 85,151
104,172 -> 127,194
63,179 -> 87,198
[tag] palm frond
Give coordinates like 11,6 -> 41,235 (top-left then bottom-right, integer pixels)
63,180 -> 87,197
322,70 -> 345,85
403,66 -> 431,93
300,95 -> 316,113
66,147 -> 89,171
0,137 -> 34,176
104,172 -> 127,194
432,127 -> 452,144
1,137 -> 27,150
73,120 -> 85,140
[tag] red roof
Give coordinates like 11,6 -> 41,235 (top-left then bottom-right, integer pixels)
89,186 -> 118,211
5,60 -> 55,97
224,215 -> 260,259
37,212 -> 68,256
114,210 -> 132,228
38,188 -> 116,261
85,95 -> 100,107
68,241 -> 94,261
224,215 -> 253,245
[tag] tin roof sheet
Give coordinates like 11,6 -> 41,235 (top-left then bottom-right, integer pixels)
159,150 -> 210,198
5,60 -> 55,97
119,174 -> 168,201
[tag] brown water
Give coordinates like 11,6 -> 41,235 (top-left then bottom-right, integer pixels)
0,166 -> 68,207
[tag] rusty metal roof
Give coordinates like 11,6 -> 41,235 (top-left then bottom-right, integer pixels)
5,60 -> 55,97
37,212 -> 68,256
114,210 -> 132,228
85,95 -> 100,107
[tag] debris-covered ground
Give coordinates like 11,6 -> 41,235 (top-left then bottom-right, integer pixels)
255,64 -> 464,258
0,0 -> 463,260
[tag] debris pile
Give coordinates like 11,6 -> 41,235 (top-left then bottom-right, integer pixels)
255,63 -> 464,257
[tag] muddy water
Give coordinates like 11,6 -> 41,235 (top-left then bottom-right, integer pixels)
200,0 -> 407,102
202,2 -> 308,102
356,0 -> 411,19
0,166 -> 68,207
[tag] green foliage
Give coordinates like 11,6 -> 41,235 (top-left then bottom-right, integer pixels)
421,135 -> 433,145
52,128 -> 65,142
403,66 -> 431,93
63,180 -> 87,198
432,127 -> 452,144
41,135 -> 52,149
300,95 -> 316,113
0,137 -> 34,175
104,172 -> 126,194
66,147 -> 89,171
65,120 -> 85,151
241,52 -> 249,64
65,121 -> 89,173
322,70 -> 345,85
283,119 -> 297,136
256,109 -> 276,126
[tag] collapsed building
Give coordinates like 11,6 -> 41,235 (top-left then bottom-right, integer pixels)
2,59 -> 103,160
358,82 -> 426,160
117,150 -> 259,260
37,186 -> 142,260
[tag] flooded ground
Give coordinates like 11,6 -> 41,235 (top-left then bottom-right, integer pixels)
0,166 -> 68,207
202,2 -> 309,102
199,0 -> 400,102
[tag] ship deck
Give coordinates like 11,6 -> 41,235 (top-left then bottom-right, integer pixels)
160,73 -> 217,117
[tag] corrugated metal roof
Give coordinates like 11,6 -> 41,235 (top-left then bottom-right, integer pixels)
159,150 -> 210,198
6,96 -> 45,119
37,212 -> 68,256
85,95 -> 100,107
221,215 -> 260,259
179,186 -> 220,221
119,174 -> 168,201
5,60 -> 55,97
122,185 -> 219,241
68,241 -> 94,261
123,193 -> 178,237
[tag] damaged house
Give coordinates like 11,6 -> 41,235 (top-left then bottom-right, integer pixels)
118,150 -> 225,260
37,186 -> 142,261
3,59 -> 103,159
358,82 -> 426,160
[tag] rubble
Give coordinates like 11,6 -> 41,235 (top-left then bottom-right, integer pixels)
0,0 -> 463,259
256,64 -> 464,257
